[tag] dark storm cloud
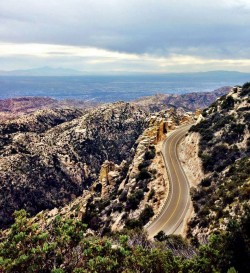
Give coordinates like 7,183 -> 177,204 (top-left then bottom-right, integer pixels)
0,0 -> 250,59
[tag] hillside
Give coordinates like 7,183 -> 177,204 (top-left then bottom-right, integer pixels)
186,83 -> 250,239
24,108 -> 194,236
0,84 -> 249,272
0,103 -> 147,228
0,97 -> 97,121
0,86 -> 230,121
133,86 -> 230,112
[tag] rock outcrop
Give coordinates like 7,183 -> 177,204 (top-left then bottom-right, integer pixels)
27,107 -> 194,235
77,109 -> 194,233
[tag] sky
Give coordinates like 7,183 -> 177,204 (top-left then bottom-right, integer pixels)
0,0 -> 250,74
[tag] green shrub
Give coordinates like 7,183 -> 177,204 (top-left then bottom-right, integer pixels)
201,177 -> 212,187
119,190 -> 128,202
125,218 -> 143,229
221,95 -> 235,110
126,190 -> 144,210
139,205 -> 154,225
147,189 -> 155,201
138,160 -> 152,171
136,168 -> 151,181
144,146 -> 156,160
241,82 -> 250,96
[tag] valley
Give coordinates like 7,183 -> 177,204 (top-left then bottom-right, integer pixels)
0,84 -> 249,272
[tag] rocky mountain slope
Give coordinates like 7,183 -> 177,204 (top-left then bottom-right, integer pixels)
0,103 -> 147,228
0,86 -> 230,121
185,83 -> 250,239
0,84 -> 249,273
0,97 -> 97,121
27,108 -> 194,236
133,86 -> 230,112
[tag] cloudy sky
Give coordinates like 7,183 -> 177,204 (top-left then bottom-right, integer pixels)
0,0 -> 250,73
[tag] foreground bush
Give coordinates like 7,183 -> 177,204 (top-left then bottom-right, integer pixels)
0,206 -> 249,273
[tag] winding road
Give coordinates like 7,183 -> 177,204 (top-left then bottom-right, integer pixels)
146,124 -> 192,239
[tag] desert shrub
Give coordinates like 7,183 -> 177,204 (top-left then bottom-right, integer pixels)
82,198 -> 110,230
221,95 -> 235,110
126,190 -> 144,210
202,129 -> 213,142
243,112 -> 250,123
190,118 -> 212,133
137,180 -> 150,192
201,177 -> 212,187
202,109 -> 208,117
136,168 -> 151,181
151,169 -> 157,175
138,160 -> 152,170
147,189 -> 155,201
94,183 -> 102,193
119,190 -> 128,202
241,82 -> 250,96
222,123 -> 245,144
213,115 -> 235,131
154,231 -> 168,242
112,202 -> 124,213
200,152 -> 213,172
125,218 -> 143,229
144,146 -> 156,160
139,205 -> 154,225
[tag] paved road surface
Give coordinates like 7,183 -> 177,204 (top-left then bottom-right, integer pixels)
147,125 -> 192,239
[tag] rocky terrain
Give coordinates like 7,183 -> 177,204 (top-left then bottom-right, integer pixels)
0,97 -> 97,121
0,87 -> 230,229
0,84 -> 249,273
0,86 -> 230,121
184,84 -> 250,240
0,102 -> 147,228
133,86 -> 231,112
27,107 -> 194,236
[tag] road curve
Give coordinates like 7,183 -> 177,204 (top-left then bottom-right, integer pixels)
146,124 -> 192,239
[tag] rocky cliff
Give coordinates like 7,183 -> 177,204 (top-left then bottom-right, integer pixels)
27,108 -> 194,236
0,102 -> 147,228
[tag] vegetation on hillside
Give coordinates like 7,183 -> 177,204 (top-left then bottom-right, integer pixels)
189,83 -> 250,238
0,206 -> 249,273
0,84 -> 249,272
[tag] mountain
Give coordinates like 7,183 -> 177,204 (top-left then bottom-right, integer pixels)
180,83 -> 250,240
0,69 -> 250,79
0,86 -> 231,121
165,70 -> 250,80
0,85 -> 247,230
0,103 -> 148,228
0,97 -> 98,121
0,84 -> 249,272
133,86 -> 231,112
0,66 -> 83,76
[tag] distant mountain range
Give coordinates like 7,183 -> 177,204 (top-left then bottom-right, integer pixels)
0,66 -> 83,76
0,67 -> 250,78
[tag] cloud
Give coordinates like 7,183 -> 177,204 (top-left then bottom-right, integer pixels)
0,42 -> 250,73
0,1 -> 249,72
